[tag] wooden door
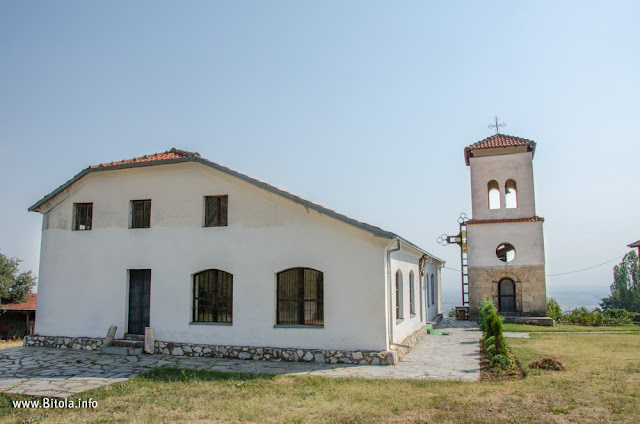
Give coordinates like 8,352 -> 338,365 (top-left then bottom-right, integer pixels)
128,269 -> 151,335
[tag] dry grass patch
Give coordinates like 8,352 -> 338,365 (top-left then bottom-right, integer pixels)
528,356 -> 567,371
1,333 -> 640,423
0,339 -> 22,350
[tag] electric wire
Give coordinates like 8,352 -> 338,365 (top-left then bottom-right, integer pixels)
442,254 -> 626,277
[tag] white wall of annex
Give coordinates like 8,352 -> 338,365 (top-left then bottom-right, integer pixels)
35,162 -> 388,351
389,248 -> 441,344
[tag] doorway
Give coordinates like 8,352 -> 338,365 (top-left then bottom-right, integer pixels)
128,269 -> 151,335
498,278 -> 516,313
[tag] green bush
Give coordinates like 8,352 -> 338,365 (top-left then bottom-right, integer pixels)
547,298 -> 562,321
484,335 -> 495,350
558,307 -> 633,326
482,310 -> 512,370
478,298 -> 497,332
448,307 -> 457,318
490,354 -> 511,370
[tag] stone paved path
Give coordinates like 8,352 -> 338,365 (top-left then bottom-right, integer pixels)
0,318 -> 481,398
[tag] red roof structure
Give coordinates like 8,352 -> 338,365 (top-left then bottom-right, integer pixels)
2,294 -> 37,311
464,134 -> 536,165
90,148 -> 200,169
628,240 -> 640,248
466,216 -> 545,225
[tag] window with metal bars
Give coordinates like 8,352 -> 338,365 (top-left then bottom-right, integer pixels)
131,200 -> 151,228
276,268 -> 323,326
74,203 -> 93,230
193,270 -> 233,323
204,195 -> 228,227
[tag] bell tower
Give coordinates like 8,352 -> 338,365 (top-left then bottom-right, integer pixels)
464,134 -> 547,317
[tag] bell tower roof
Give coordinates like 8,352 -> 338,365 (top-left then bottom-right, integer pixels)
464,134 -> 536,166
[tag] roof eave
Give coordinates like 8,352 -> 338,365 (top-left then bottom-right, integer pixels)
28,156 -> 198,212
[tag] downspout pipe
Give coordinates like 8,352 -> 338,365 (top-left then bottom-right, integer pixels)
386,238 -> 401,350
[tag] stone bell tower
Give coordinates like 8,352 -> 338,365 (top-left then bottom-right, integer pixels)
464,134 -> 547,317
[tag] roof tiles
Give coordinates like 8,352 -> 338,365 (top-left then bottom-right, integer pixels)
2,294 -> 37,311
464,134 -> 536,165
466,216 -> 544,225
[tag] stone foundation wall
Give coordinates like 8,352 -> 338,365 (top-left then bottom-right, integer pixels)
24,336 -> 105,351
24,324 -> 436,366
468,265 -> 547,317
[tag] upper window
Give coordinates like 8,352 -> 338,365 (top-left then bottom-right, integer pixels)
193,269 -> 233,323
505,180 -> 518,209
74,203 -> 93,231
409,271 -> 415,316
488,180 -> 500,209
205,195 -> 228,227
395,270 -> 403,320
131,200 -> 151,228
277,268 -> 323,326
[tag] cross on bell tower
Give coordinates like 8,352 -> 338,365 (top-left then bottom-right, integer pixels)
488,116 -> 506,134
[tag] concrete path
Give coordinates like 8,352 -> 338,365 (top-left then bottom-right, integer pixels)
503,332 -> 531,338
0,319 -> 481,398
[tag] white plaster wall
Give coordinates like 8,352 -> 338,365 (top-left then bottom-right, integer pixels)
467,222 -> 545,268
35,162 -> 389,351
389,248 -> 441,343
469,150 -> 536,220
422,261 -> 440,321
390,250 -> 420,344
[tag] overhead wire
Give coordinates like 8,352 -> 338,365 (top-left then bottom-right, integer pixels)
442,254 -> 626,277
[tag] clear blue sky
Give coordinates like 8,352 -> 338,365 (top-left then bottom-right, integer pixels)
1,1 -> 638,310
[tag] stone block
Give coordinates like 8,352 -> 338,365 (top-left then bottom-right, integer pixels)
105,325 -> 117,347
144,327 -> 155,354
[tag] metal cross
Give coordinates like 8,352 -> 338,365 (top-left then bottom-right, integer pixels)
488,116 -> 506,134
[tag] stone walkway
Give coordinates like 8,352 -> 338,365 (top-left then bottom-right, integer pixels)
0,319 -> 481,398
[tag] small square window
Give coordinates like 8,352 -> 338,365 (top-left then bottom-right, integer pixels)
204,196 -> 228,227
74,203 -> 93,230
131,200 -> 151,228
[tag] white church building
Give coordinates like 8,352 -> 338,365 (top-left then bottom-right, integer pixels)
26,148 -> 444,365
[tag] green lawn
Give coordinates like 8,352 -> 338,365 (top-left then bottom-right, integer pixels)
2,332 -> 640,423
503,322 -> 640,333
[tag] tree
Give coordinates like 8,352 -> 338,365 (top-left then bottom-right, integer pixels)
600,250 -> 640,313
0,252 -> 37,307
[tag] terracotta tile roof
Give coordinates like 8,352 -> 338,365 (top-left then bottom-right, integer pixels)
466,216 -> 544,225
464,134 -> 536,165
90,148 -> 200,169
2,294 -> 37,311
628,240 -> 640,248
28,149 -> 444,263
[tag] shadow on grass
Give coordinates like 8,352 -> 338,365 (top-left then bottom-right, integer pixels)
138,366 -> 277,383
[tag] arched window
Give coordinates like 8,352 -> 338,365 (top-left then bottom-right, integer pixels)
409,271 -> 415,316
505,179 -> 517,209
396,270 -> 403,320
277,268 -> 323,326
488,180 -> 500,209
193,269 -> 233,323
430,274 -> 435,305
499,279 -> 516,313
